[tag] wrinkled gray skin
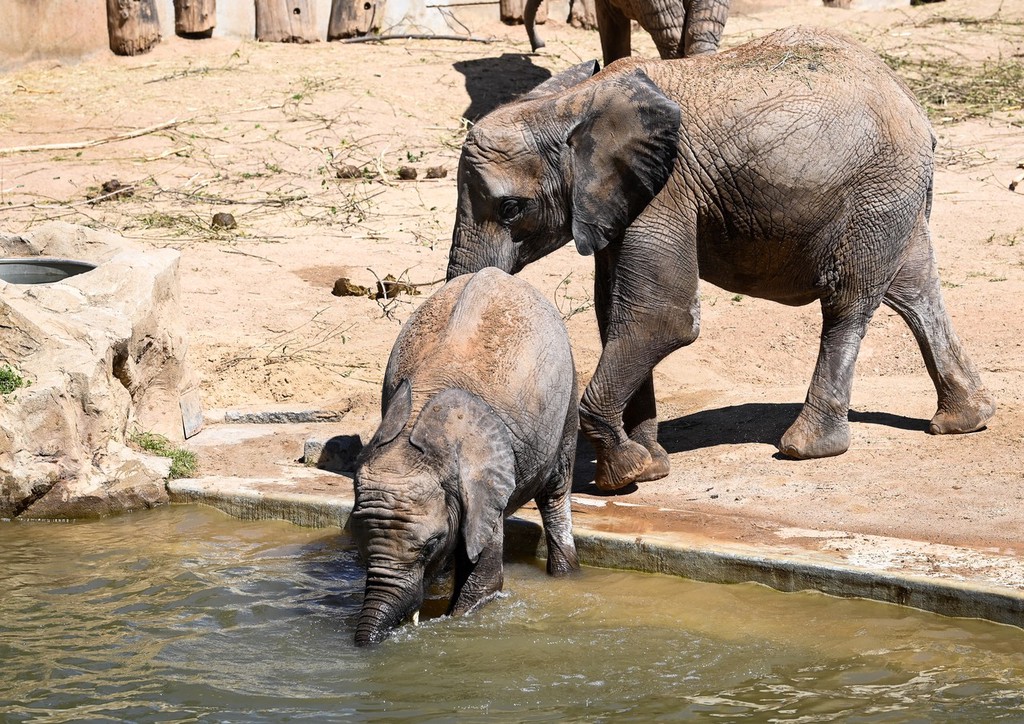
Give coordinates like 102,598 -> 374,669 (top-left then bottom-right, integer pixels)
350,268 -> 580,646
525,0 -> 729,65
448,27 -> 996,492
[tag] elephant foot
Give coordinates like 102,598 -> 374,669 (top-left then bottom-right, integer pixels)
546,547 -> 580,576
778,415 -> 850,460
594,439 -> 652,491
632,442 -> 671,483
929,389 -> 996,435
544,527 -> 580,576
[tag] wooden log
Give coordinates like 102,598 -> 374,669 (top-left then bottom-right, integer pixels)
568,0 -> 596,30
501,0 -> 545,25
174,0 -> 216,38
255,0 -> 320,43
328,0 -> 386,39
106,0 -> 162,56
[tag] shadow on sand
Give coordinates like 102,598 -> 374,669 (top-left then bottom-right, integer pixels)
453,53 -> 552,122
572,402 -> 930,495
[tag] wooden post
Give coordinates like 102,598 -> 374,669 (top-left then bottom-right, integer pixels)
255,0 -> 320,43
106,0 -> 161,56
568,0 -> 596,30
328,0 -> 386,39
174,0 -> 216,38
501,0 -> 545,25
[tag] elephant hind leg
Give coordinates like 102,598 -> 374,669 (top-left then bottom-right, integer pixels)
779,302 -> 877,460
882,225 -> 996,435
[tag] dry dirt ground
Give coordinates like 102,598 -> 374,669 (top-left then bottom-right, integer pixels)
2,1 -> 1022,556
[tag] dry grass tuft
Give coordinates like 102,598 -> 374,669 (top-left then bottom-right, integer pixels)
884,53 -> 1024,123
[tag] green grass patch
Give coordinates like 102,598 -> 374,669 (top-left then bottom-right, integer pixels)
131,431 -> 198,479
0,364 -> 27,395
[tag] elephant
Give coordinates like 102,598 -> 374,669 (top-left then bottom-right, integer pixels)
524,0 -> 730,65
349,267 -> 580,646
447,27 -> 996,492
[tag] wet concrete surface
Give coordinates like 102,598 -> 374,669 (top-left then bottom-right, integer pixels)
170,414 -> 1024,627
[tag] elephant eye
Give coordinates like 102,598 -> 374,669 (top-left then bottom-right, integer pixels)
418,534 -> 444,559
498,197 -> 525,224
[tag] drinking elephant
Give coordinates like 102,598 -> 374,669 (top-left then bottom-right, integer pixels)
447,27 -> 996,491
525,0 -> 730,65
350,268 -> 580,646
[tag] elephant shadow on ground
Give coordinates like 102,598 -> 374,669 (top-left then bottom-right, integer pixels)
453,54 -> 552,122
571,402 -> 930,495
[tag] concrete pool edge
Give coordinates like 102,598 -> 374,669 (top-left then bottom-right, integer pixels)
167,476 -> 1024,628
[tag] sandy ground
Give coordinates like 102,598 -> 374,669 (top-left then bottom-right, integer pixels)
1,0 -> 1022,555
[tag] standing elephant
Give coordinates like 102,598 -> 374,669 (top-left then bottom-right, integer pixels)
350,268 -> 580,646
525,0 -> 730,65
448,27 -> 996,492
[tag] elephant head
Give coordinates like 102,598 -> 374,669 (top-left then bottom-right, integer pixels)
447,61 -> 680,281
350,381 -> 517,646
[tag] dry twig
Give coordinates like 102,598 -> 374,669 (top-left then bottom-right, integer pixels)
0,119 -> 181,155
338,33 -> 495,44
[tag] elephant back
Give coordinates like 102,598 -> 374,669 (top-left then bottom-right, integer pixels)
382,268 -> 576,465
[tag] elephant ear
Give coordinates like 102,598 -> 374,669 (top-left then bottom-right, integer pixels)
409,389 -> 516,563
563,69 -> 681,256
369,378 -> 413,448
518,60 -> 601,102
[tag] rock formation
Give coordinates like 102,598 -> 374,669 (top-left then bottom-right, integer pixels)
0,223 -> 197,519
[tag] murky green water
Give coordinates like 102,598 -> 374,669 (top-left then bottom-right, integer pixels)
2,506 -> 1023,722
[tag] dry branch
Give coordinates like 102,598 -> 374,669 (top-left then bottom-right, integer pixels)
338,33 -> 495,43
0,120 -> 181,156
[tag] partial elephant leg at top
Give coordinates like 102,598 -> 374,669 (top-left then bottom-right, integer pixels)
683,0 -> 730,56
779,302 -> 879,459
883,223 -> 996,434
595,0 -> 632,65
583,236 -> 700,490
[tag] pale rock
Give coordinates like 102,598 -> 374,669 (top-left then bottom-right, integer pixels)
0,222 -> 197,519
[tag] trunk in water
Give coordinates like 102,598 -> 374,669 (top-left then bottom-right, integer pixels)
354,580 -> 416,647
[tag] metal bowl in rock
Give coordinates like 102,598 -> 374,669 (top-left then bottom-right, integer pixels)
0,258 -> 97,285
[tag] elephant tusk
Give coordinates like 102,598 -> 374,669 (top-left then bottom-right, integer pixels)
412,609 -> 420,626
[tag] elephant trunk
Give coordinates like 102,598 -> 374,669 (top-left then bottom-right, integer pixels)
447,223 -> 516,281
354,569 -> 422,647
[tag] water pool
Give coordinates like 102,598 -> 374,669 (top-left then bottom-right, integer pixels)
2,505 -> 1022,721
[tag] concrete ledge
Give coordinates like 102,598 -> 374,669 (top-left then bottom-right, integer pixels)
169,477 -> 352,529
168,476 -> 1024,629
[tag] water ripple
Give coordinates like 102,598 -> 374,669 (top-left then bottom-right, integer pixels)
1,506 -> 1023,722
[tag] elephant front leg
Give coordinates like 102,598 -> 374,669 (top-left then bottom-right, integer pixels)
584,243 -> 700,490
449,530 -> 504,616
779,304 -> 877,459
592,248 -> 671,486
536,416 -> 580,575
